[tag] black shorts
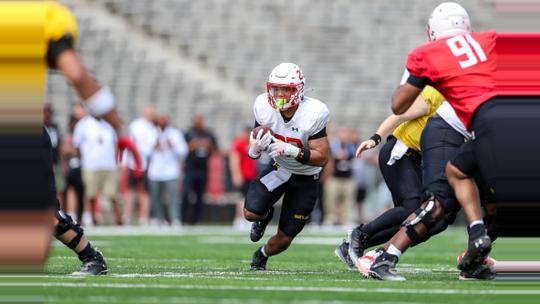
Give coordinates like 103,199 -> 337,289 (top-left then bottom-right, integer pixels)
245,163 -> 320,238
128,169 -> 149,191
449,99 -> 527,205
450,139 -> 481,178
0,128 -> 59,211
420,115 -> 465,213
449,97 -> 540,236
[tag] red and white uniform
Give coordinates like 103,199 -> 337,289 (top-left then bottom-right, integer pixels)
407,31 -> 497,130
253,93 -> 330,176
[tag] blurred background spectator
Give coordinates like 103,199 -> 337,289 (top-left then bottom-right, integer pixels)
349,128 -> 368,223
182,114 -> 218,225
43,103 -> 64,208
123,104 -> 158,226
61,107 -> 86,223
324,128 -> 357,226
74,115 -> 122,225
147,113 -> 188,226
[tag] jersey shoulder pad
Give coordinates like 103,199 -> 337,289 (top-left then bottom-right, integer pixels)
45,2 -> 79,44
253,93 -> 274,125
302,97 -> 330,135
406,42 -> 431,77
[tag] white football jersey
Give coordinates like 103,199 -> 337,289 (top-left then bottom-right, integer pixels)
253,93 -> 330,175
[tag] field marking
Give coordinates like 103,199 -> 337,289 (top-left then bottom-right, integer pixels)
198,236 -> 348,245
83,225 -> 460,237
1,264 -> 454,281
2,282 -> 540,295
41,295 -> 428,304
0,272 -> 358,283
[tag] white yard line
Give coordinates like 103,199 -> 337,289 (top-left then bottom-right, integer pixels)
198,236 -> 343,245
1,282 -> 539,295
80,225 -> 390,237
40,295 -> 428,304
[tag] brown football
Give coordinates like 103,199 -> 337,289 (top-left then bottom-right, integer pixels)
252,125 -> 273,139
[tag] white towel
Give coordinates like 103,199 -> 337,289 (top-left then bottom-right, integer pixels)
260,166 -> 292,192
387,139 -> 410,166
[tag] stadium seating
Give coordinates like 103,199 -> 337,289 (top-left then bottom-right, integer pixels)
49,0 -> 535,145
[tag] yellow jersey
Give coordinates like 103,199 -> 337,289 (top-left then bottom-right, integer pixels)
0,1 -> 78,133
392,86 -> 445,152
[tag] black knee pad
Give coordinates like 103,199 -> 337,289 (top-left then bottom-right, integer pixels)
402,193 -> 441,246
54,210 -> 84,249
412,213 -> 453,247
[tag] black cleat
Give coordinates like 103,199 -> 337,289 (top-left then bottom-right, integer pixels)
250,207 -> 274,242
72,250 -> 108,276
250,247 -> 268,271
459,264 -> 496,280
369,251 -> 405,281
334,239 -> 356,270
348,224 -> 369,263
458,232 -> 492,272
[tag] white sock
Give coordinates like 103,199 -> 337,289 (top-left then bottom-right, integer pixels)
387,244 -> 402,258
469,220 -> 484,229
260,246 -> 268,257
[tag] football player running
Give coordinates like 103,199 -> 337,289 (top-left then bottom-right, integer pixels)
367,2 -> 498,281
334,86 -> 449,272
1,1 -> 122,275
244,63 -> 330,270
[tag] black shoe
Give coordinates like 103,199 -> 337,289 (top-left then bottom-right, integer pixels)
369,251 -> 405,281
458,231 -> 492,272
334,239 -> 355,270
250,207 -> 274,242
348,224 -> 369,262
250,247 -> 268,271
72,250 -> 108,276
459,264 -> 496,280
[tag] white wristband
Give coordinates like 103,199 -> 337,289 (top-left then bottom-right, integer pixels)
285,144 -> 300,158
85,86 -> 116,116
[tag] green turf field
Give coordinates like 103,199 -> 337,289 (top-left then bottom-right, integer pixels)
1,226 -> 539,303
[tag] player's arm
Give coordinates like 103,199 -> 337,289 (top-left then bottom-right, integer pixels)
304,135 -> 329,167
392,51 -> 431,114
54,50 -> 123,131
392,82 -> 424,115
381,93 -> 430,135
357,94 -> 429,157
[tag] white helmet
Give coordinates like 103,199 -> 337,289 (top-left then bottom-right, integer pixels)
266,62 -> 305,111
427,2 -> 471,41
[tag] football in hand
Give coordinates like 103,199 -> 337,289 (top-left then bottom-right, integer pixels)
252,125 -> 273,139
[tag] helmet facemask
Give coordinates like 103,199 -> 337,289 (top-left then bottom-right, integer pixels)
266,62 -> 305,112
266,82 -> 303,112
